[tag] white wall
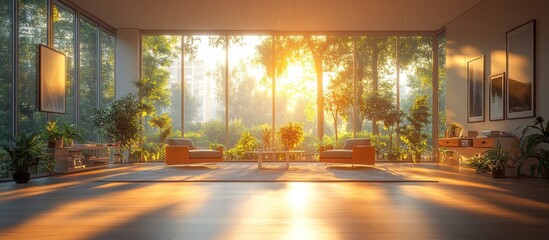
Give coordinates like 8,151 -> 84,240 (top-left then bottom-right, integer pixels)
445,0 -> 548,137
115,28 -> 140,99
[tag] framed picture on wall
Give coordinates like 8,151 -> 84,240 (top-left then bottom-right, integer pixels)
489,73 -> 505,121
506,20 -> 535,119
467,55 -> 485,123
39,44 -> 66,114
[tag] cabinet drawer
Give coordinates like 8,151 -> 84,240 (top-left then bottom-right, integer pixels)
473,138 -> 494,148
439,138 -> 460,147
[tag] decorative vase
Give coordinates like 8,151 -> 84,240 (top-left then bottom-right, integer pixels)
12,172 -> 31,183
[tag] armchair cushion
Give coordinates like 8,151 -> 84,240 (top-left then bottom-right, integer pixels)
190,149 -> 223,159
319,149 -> 352,159
168,138 -> 196,150
343,138 -> 371,150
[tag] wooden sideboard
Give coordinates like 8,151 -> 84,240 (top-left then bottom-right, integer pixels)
47,144 -> 119,173
438,137 -> 518,164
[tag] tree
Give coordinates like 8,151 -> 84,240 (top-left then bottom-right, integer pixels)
255,36 -> 349,138
93,94 -> 142,157
325,75 -> 352,142
400,95 -> 431,162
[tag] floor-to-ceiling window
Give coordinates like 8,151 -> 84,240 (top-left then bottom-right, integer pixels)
78,18 -> 99,141
100,30 -> 115,107
438,32 -> 447,138
0,0 -> 13,144
141,33 -> 438,161
183,35 -> 226,148
1,1 -> 115,145
17,0 -> 47,134
52,3 -> 75,125
228,36 -> 272,150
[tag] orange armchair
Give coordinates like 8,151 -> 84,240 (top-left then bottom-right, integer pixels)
165,138 -> 223,166
319,138 -> 375,167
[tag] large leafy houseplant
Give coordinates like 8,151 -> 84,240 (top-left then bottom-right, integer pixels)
93,94 -> 142,160
518,116 -> 549,178
400,95 -> 430,162
483,142 -> 511,178
277,122 -> 304,150
0,131 -> 54,183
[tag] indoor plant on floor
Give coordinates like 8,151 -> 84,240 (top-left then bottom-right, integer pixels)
0,131 -> 55,183
483,142 -> 511,178
518,116 -> 549,178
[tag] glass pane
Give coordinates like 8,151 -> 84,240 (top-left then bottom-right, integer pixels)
227,35 -> 272,156
78,18 -> 98,142
323,36 -> 353,145
141,35 -> 181,155
438,34 -> 447,138
184,35 -> 226,148
17,0 -> 47,134
100,31 -> 115,107
356,36 -> 397,157
52,4 -> 75,125
398,36 -> 434,159
0,0 -> 13,143
274,36 -> 318,148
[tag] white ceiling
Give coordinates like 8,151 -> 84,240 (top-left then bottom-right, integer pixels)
68,0 -> 482,32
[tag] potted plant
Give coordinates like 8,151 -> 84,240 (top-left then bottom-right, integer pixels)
518,116 -> 549,178
60,123 -> 83,146
0,131 -> 54,183
93,94 -> 142,161
461,153 -> 490,173
483,142 -> 510,178
277,122 -> 304,151
44,121 -> 64,148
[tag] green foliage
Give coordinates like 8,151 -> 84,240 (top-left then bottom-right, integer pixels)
483,142 -> 511,169
261,127 -> 273,148
518,116 -> 549,177
44,121 -> 63,143
462,154 -> 490,173
400,95 -> 430,162
278,122 -> 304,150
325,76 -> 353,142
183,131 -> 209,148
0,131 -> 54,175
60,123 -> 83,144
226,132 -> 259,160
92,94 -> 142,154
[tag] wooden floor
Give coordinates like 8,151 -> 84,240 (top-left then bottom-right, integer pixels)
1,163 -> 549,240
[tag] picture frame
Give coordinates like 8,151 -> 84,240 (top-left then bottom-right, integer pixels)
489,73 -> 505,121
506,20 -> 535,119
39,44 -> 66,114
467,55 -> 485,123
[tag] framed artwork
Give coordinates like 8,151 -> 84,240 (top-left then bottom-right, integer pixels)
467,55 -> 485,123
489,73 -> 505,121
506,20 -> 535,119
39,44 -> 66,114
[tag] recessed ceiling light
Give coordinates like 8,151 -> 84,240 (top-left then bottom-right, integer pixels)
402,20 -> 409,24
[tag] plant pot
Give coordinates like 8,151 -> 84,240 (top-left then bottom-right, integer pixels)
491,167 -> 505,178
505,167 -> 518,177
12,172 -> 30,183
541,167 -> 549,179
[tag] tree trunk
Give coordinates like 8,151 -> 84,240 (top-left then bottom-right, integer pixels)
371,38 -> 380,135
315,57 -> 324,138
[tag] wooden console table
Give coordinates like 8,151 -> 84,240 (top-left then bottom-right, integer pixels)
247,150 -> 304,169
438,137 -> 518,165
